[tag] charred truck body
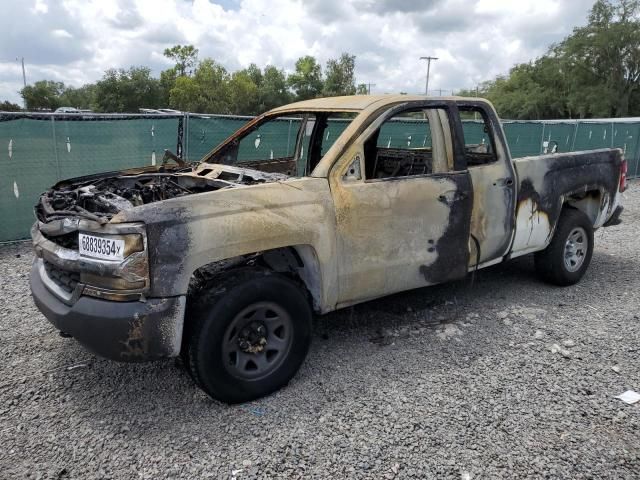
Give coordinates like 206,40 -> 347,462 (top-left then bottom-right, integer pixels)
30,96 -> 627,403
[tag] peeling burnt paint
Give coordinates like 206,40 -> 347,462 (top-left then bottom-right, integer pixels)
120,296 -> 186,359
136,205 -> 191,298
121,313 -> 148,358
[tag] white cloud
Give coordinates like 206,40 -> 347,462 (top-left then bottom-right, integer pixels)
51,29 -> 73,38
0,0 -> 594,105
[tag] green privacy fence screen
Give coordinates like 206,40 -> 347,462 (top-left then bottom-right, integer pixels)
1,112 -> 639,242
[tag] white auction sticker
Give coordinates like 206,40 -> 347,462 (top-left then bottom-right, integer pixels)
79,233 -> 125,261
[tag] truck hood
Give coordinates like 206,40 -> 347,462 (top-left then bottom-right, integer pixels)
35,162 -> 290,224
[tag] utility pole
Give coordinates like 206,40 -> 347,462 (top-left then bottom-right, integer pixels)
17,57 -> 26,109
419,56 -> 438,95
367,82 -> 376,95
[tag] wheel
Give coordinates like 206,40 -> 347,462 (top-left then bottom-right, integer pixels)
534,208 -> 594,286
184,268 -> 312,404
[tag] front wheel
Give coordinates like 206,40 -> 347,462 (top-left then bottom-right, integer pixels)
185,269 -> 312,404
534,208 -> 594,286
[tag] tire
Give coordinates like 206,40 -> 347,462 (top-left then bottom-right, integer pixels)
184,268 -> 312,404
534,208 -> 594,286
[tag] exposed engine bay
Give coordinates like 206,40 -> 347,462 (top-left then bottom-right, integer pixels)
36,163 -> 289,224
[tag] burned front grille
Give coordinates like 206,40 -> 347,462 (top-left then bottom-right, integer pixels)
42,232 -> 79,250
43,260 -> 80,294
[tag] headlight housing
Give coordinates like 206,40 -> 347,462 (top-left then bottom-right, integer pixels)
78,231 -> 149,301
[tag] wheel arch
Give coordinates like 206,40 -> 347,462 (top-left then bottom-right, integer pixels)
188,244 -> 325,313
563,188 -> 608,227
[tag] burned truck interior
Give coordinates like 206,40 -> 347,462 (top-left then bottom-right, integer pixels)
204,111 -> 359,176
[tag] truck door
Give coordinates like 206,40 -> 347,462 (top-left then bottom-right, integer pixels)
328,103 -> 473,307
458,103 -> 517,266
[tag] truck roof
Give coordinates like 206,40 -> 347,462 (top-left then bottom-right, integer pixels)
269,95 -> 480,113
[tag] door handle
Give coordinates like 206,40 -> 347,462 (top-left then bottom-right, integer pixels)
493,177 -> 514,187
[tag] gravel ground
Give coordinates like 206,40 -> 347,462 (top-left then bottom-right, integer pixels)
1,181 -> 639,480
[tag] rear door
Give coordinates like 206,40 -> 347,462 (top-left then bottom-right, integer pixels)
328,102 -> 473,307
457,102 -> 517,266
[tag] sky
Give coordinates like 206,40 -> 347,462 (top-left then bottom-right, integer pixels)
0,0 -> 596,105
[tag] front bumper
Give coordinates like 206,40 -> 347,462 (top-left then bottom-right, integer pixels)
30,261 -> 185,362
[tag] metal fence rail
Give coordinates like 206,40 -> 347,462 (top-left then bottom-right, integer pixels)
1,111 -> 639,242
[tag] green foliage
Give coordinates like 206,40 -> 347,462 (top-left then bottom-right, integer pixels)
228,70 -> 259,115
20,80 -> 65,110
323,53 -> 356,97
163,44 -> 199,77
0,100 -> 22,111
257,66 -> 291,111
59,84 -> 97,110
159,67 -> 178,107
169,59 -> 230,113
356,83 -> 369,95
94,67 -> 162,112
16,43 -> 362,114
470,0 -> 640,119
287,56 -> 323,101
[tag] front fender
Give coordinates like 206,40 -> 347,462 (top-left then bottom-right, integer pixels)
117,177 -> 339,311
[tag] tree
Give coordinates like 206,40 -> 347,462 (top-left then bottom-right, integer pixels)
288,56 -> 323,101
228,64 -> 291,114
245,63 -> 264,87
228,70 -> 260,115
59,84 -> 97,110
323,53 -> 356,97
168,76 -> 202,112
0,100 -> 22,111
163,44 -> 199,77
258,66 -> 291,111
558,0 -> 640,117
467,0 -> 640,119
169,59 -> 230,113
20,80 -> 65,110
356,83 -> 368,95
159,67 -> 178,107
94,67 -> 162,112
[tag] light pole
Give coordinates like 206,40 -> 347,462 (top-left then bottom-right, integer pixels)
419,56 -> 438,95
16,57 -> 26,109
367,82 -> 376,94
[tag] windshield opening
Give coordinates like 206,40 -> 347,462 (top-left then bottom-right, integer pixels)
206,111 -> 359,176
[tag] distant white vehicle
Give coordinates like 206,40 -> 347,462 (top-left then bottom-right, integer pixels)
139,108 -> 182,114
54,107 -> 80,113
54,107 -> 93,114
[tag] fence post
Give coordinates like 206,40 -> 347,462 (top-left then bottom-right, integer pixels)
184,113 -> 190,161
635,127 -> 640,177
176,115 -> 184,159
611,122 -> 614,148
571,120 -> 579,151
50,116 -> 61,181
540,122 -> 546,154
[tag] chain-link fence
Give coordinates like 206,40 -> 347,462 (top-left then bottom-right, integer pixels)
1,111 -> 639,242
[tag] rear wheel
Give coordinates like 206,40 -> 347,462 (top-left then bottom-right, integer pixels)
534,208 -> 594,286
184,269 -> 312,404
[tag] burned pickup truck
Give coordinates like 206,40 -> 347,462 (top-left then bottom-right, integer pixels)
30,96 -> 627,403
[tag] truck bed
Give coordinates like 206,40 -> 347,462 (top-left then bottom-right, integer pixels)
510,148 -> 624,257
